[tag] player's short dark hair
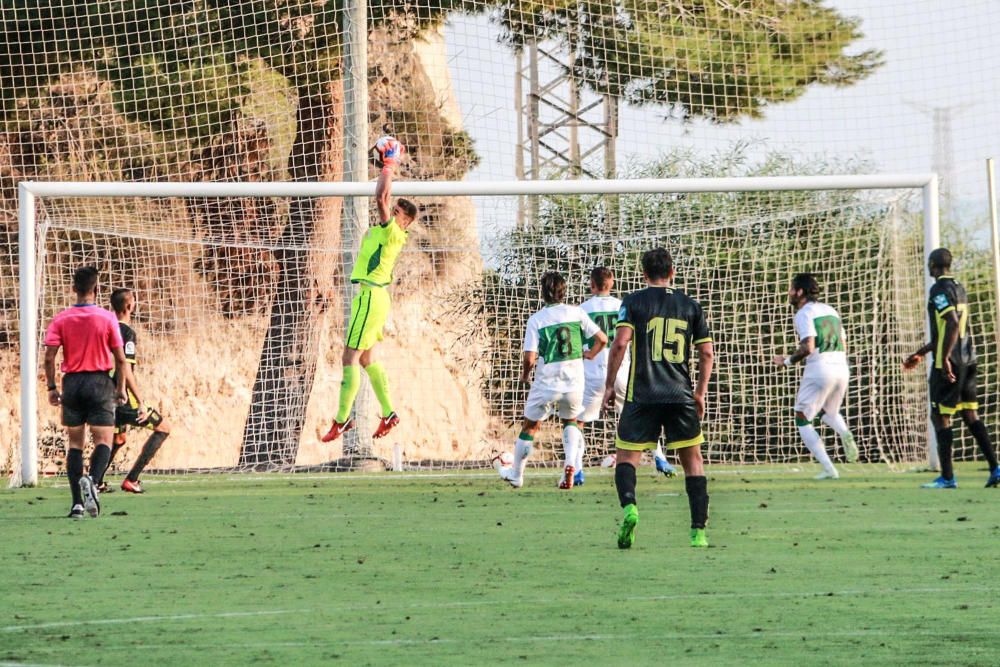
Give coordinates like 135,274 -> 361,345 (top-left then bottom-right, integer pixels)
110,287 -> 133,314
72,266 -> 99,295
929,247 -> 952,270
540,271 -> 566,304
396,198 -> 418,220
791,273 -> 820,301
641,248 -> 673,281
590,267 -> 613,290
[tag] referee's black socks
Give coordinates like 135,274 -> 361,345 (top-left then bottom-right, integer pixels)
89,444 -> 111,487
67,448 -> 84,507
685,476 -> 709,530
615,462 -> 637,508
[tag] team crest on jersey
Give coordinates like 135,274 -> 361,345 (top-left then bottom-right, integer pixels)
125,341 -> 136,356
933,294 -> 950,310
618,305 -> 627,320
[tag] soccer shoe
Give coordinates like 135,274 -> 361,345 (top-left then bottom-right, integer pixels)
690,528 -> 709,548
814,469 -> 840,480
654,455 -> 677,478
499,468 -> 523,489
79,475 -> 100,518
121,478 -> 145,494
558,465 -> 575,490
321,418 -> 355,443
921,476 -> 958,489
617,504 -> 638,549
96,481 -> 115,494
68,505 -> 85,519
842,434 -> 860,463
986,468 -> 1000,489
573,470 -> 585,486
372,412 -> 400,439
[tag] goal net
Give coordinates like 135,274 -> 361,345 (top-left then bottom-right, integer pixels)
11,176 -> 939,483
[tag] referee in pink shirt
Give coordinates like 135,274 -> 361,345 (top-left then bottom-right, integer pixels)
44,266 -> 127,519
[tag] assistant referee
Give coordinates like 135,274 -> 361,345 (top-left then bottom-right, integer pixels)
44,266 -> 127,518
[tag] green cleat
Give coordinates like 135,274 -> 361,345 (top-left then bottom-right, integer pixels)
842,433 -> 859,463
617,504 -> 638,549
690,528 -> 709,548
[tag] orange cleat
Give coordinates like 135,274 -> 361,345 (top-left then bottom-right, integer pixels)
372,412 -> 400,439
321,418 -> 355,443
558,465 -> 575,490
120,478 -> 144,494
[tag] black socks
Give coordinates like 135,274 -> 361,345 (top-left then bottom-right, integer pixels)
128,432 -> 169,482
685,476 -> 709,529
615,462 -> 637,508
968,421 -> 998,471
936,428 -> 955,480
67,448 -> 84,506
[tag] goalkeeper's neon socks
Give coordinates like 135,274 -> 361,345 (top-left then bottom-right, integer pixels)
690,528 -> 709,548
617,504 -> 638,549
921,476 -> 957,489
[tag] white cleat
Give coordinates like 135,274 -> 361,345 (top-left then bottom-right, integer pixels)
815,469 -> 840,480
79,475 -> 101,517
499,467 -> 523,489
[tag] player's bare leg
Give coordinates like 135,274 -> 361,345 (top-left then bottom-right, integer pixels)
678,445 -> 709,547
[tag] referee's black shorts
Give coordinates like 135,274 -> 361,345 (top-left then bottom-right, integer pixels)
61,371 -> 116,427
930,363 -> 979,416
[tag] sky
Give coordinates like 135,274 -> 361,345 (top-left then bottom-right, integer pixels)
441,0 -> 1000,231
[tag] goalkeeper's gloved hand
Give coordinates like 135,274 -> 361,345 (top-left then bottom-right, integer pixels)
373,136 -> 404,171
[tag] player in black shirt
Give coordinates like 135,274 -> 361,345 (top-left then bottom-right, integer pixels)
603,248 -> 715,548
93,288 -> 172,494
904,248 -> 1000,488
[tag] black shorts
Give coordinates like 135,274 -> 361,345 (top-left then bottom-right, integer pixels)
61,372 -> 116,427
616,401 -> 704,451
930,363 -> 979,416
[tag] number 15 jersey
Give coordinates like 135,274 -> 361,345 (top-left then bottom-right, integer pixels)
617,286 -> 712,404
523,303 -> 603,393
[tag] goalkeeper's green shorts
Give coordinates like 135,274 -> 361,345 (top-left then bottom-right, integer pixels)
346,284 -> 390,351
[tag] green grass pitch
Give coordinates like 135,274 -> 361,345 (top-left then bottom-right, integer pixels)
1,463 -> 998,665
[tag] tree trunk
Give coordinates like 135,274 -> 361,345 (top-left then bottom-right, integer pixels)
239,80 -> 344,469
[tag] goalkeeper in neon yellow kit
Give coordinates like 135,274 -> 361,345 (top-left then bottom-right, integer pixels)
322,135 -> 418,443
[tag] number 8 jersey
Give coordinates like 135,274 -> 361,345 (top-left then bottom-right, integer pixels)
523,303 -> 603,393
617,286 -> 712,404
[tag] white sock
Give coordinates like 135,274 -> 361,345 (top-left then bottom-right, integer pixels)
562,425 -> 579,470
654,443 -> 666,461
513,436 -> 533,478
821,412 -> 850,437
798,425 -> 836,474
574,426 -> 585,472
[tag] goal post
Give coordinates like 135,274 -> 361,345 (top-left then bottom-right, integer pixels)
16,174 -> 939,487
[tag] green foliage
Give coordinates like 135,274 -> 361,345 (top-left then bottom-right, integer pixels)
494,0 -> 883,121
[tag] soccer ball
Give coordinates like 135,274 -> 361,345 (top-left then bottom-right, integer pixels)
491,451 -> 514,470
600,453 -> 617,468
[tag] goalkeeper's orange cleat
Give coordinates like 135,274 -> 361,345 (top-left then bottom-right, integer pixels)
321,418 -> 355,443
373,412 -> 400,439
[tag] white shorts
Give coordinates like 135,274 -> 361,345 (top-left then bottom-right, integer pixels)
523,384 -> 584,422
794,371 -> 849,421
577,375 -> 626,422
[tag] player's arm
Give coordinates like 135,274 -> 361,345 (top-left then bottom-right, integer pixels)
583,330 -> 608,361
773,336 -> 814,368
520,351 -> 537,384
694,340 -> 714,418
938,310 -> 961,382
903,342 -> 934,369
111,346 -> 128,404
122,359 -> 143,410
603,325 -> 631,409
374,167 -> 393,224
44,345 -> 60,406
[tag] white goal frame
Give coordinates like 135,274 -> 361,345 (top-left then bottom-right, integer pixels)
17,174 -> 940,486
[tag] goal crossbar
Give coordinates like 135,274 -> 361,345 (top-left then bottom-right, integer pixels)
16,174 -> 940,486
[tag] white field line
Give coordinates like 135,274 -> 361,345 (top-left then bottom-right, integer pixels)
3,585 -> 993,635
